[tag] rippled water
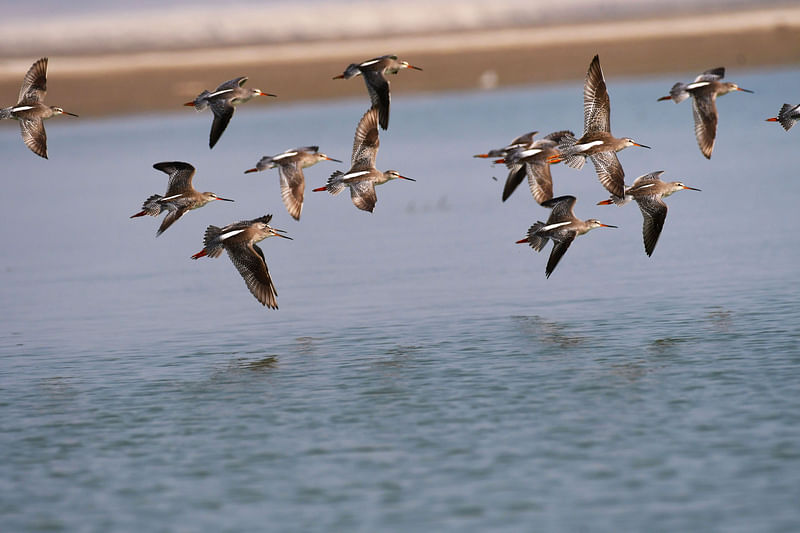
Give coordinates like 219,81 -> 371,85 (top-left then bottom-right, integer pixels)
1,67 -> 799,531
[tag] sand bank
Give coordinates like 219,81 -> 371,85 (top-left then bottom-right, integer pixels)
0,5 -> 798,117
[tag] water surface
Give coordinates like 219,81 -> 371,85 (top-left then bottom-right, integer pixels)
1,68 -> 799,532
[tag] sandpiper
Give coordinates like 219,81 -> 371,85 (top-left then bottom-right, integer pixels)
657,67 -> 752,158
191,214 -> 291,308
333,55 -> 422,130
184,76 -> 276,148
244,146 -> 341,220
597,171 -> 700,257
549,55 -> 649,197
473,131 -> 538,159
766,103 -> 800,131
0,57 -> 77,159
312,107 -> 414,212
516,195 -> 616,278
130,162 -> 233,236
497,130 -> 574,204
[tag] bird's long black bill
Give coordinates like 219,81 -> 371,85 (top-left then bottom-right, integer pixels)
272,228 -> 293,240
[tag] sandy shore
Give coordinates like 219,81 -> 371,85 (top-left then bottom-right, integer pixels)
1,5 -> 799,118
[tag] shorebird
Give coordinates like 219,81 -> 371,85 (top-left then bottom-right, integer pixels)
191,214 -> 291,308
333,55 -> 422,130
496,130 -> 574,204
473,131 -> 538,159
312,107 -> 414,212
184,76 -> 276,148
244,146 -> 341,220
766,103 -> 800,131
549,55 -> 649,198
597,171 -> 700,257
0,57 -> 77,159
516,195 -> 616,278
657,67 -> 752,158
130,161 -> 233,236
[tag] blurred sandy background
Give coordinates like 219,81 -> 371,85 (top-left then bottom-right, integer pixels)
0,0 -> 799,117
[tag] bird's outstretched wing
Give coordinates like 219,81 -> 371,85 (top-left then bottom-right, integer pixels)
19,57 -> 48,104
349,179 -> 378,212
209,100 -> 235,149
228,242 -> 278,308
278,163 -> 305,220
691,91 -> 718,159
546,233 -> 576,278
635,196 -> 668,256
583,55 -> 611,133
362,71 -> 391,130
351,107 -> 380,170
154,161 -> 196,195
19,118 -> 47,158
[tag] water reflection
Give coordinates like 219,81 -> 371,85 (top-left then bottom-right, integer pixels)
223,355 -> 279,374
511,315 -> 588,348
705,307 -> 733,333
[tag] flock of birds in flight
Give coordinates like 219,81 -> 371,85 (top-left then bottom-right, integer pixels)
1,55 -> 797,305
474,55 -> 793,277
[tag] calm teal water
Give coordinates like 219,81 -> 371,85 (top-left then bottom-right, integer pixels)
1,67 -> 799,532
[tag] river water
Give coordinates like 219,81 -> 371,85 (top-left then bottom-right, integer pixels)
1,66 -> 799,531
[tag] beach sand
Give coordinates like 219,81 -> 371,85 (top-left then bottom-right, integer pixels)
0,5 -> 799,118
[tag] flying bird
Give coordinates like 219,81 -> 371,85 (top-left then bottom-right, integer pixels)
312,107 -> 414,212
516,195 -> 616,278
766,103 -> 800,131
184,76 -> 276,148
497,130 -> 574,204
473,131 -> 539,160
244,146 -> 341,220
550,55 -> 650,197
597,171 -> 700,256
333,55 -> 422,130
657,67 -> 752,158
191,215 -> 292,308
130,162 -> 233,236
0,57 -> 78,158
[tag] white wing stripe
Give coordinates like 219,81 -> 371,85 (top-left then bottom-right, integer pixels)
542,221 -> 572,231
220,229 -> 246,241
343,170 -> 371,179
207,89 -> 234,97
577,140 -> 604,150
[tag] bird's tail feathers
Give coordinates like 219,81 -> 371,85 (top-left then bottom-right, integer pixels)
325,170 -> 347,195
526,222 -> 549,252
777,103 -> 798,131
669,83 -> 691,103
556,133 -> 586,169
201,225 -> 226,258
191,90 -> 212,111
133,194 -> 164,217
598,193 -> 629,207
0,107 -> 12,120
